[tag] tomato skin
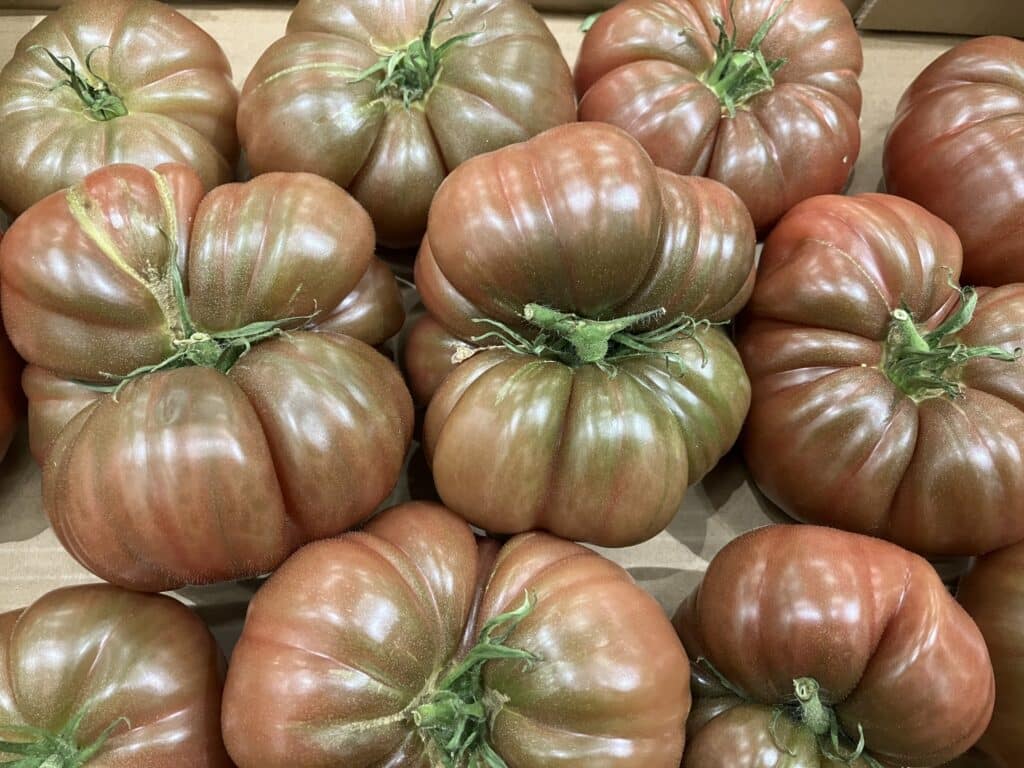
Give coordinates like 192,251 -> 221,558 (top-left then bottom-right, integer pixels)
958,541 -> 1024,768
739,193 -> 1024,556
0,0 -> 238,216
574,0 -> 862,231
222,501 -> 690,768
884,36 -> 1024,287
0,584 -> 231,766
1,164 -> 413,591
406,123 -> 754,546
676,524 -> 995,768
238,0 -> 577,248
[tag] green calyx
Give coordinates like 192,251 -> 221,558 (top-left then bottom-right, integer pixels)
695,660 -> 882,768
31,46 -> 127,121
0,708 -> 128,767
881,283 -> 1021,402
700,0 -> 790,117
468,303 -> 713,376
85,254 -> 314,397
352,0 -> 473,108
412,593 -> 538,768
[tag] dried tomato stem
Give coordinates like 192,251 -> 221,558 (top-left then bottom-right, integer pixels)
701,0 -> 790,116
351,0 -> 474,107
466,303 -> 713,375
412,593 -> 537,768
31,46 -> 127,121
0,707 -> 128,767
882,285 -> 1021,401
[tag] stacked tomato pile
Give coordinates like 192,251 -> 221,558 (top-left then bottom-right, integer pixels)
0,0 -> 1021,766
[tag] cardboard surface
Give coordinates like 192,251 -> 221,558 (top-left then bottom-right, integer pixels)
0,9 -> 997,764
856,0 -> 1024,38
0,3 -> 966,615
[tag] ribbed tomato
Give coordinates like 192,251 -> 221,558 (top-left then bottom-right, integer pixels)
0,163 -> 413,591
222,501 -> 690,768
0,584 -> 231,766
0,0 -> 238,216
0,232 -> 21,463
238,0 -> 576,248
739,193 -> 1024,556
405,122 -> 754,546
884,36 -> 1024,286
958,540 -> 1024,768
677,525 -> 994,767
575,0 -> 862,231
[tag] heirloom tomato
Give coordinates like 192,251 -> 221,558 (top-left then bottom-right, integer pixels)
0,584 -> 231,767
958,540 -> 1024,768
739,193 -> 1024,556
0,233 -> 21,463
238,0 -> 577,248
677,525 -> 994,768
0,0 -> 238,216
0,163 -> 413,592
405,122 -> 754,547
222,501 -> 690,768
575,0 -> 862,231
884,36 -> 1024,286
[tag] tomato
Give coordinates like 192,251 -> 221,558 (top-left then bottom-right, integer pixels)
574,0 -> 862,231
0,233 -> 21,464
739,193 -> 1024,556
533,0 -> 617,9
0,163 -> 414,592
676,524 -> 994,767
405,122 -> 754,547
0,584 -> 230,766
958,540 -> 1024,768
884,36 -> 1024,287
237,0 -> 576,249
222,501 -> 690,768
0,0 -> 238,217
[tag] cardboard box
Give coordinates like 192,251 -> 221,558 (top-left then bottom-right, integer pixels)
0,6 -> 997,765
848,0 -> 1024,37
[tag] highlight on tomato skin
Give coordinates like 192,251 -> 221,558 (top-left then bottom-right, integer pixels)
884,35 -> 1024,287
575,0 -> 863,232
237,0 -> 578,249
0,162 -> 414,593
0,584 -> 233,767
959,539 -> 1024,768
405,121 -> 756,548
0,0 -> 240,217
676,523 -> 995,768
221,501 -> 692,768
738,192 -> 1024,558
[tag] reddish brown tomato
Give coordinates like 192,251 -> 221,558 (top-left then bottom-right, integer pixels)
0,584 -> 231,766
958,540 -> 1024,768
884,36 -> 1024,287
677,525 -> 995,767
222,501 -> 690,768
575,0 -> 862,231
0,0 -> 238,216
238,0 -> 577,248
406,122 -> 754,547
739,193 -> 1024,556
0,233 -> 22,463
0,163 -> 413,592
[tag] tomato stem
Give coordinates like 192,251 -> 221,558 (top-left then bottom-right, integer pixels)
0,707 -> 128,767
466,304 -> 714,375
701,0 -> 790,117
30,46 -> 127,121
412,592 -> 538,768
881,284 -> 1021,401
351,0 -> 474,108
